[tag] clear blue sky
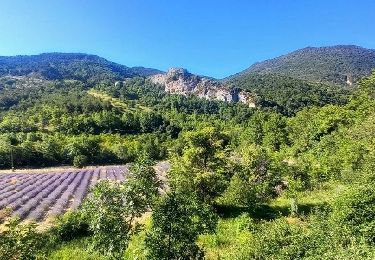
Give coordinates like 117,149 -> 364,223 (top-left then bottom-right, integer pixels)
1,0 -> 374,78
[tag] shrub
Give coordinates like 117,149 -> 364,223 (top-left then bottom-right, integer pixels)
330,184 -> 375,244
73,154 -> 88,168
146,191 -> 218,260
51,211 -> 90,242
81,160 -> 160,258
0,218 -> 48,260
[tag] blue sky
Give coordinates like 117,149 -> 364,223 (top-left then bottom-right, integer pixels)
0,0 -> 374,78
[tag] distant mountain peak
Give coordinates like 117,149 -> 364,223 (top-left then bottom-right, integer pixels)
0,52 -> 162,82
229,45 -> 375,86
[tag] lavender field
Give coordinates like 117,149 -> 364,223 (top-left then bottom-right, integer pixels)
0,166 -> 128,221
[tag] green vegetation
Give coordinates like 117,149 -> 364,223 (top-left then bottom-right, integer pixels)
0,219 -> 48,259
0,53 -> 161,82
1,52 -> 375,259
227,73 -> 349,115
230,45 -> 375,86
145,191 -> 217,259
82,159 -> 159,258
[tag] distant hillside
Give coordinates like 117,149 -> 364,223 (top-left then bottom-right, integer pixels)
229,45 -> 375,86
0,53 -> 162,83
227,73 -> 349,115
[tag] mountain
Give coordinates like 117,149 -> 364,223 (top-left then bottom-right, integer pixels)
227,73 -> 349,115
149,68 -> 256,107
0,53 -> 162,83
0,46 -> 370,114
229,45 -> 375,86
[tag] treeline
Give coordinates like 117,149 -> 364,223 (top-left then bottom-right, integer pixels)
99,77 -> 254,121
0,53 -> 160,82
227,73 -> 350,115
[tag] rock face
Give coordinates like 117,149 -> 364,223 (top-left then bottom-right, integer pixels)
150,68 -> 256,107
345,74 -> 353,86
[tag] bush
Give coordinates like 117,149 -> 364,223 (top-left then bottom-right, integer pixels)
73,154 -> 88,168
82,181 -> 135,258
0,218 -> 48,260
146,191 -> 218,260
217,172 -> 257,207
330,184 -> 375,244
81,160 -> 160,258
51,211 -> 90,242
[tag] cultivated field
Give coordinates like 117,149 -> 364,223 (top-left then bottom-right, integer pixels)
0,166 -> 127,222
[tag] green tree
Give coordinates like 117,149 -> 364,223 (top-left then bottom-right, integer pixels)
82,159 -> 160,258
219,145 -> 283,207
330,184 -> 375,244
169,127 -> 232,203
146,191 -> 217,260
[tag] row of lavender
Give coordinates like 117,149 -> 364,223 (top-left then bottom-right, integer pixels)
0,166 -> 127,221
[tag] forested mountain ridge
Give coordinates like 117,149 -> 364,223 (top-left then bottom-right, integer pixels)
0,53 -> 162,83
228,45 -> 375,86
226,73 -> 350,115
0,46 -> 370,116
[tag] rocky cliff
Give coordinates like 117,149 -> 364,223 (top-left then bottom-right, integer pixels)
150,68 -> 256,107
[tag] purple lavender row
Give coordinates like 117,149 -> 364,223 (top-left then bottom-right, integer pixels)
46,170 -> 85,217
0,176 -> 19,190
113,167 -> 125,181
0,173 -> 49,203
27,172 -> 77,221
0,173 -> 51,206
0,173 -> 18,183
0,176 -> 39,196
0,173 -> 35,183
0,173 -> 45,197
0,174 -> 39,194
70,170 -> 94,210
0,173 -> 31,180
0,173 -> 17,181
106,168 -> 116,180
0,174 -> 31,186
99,169 -> 106,180
5,173 -> 62,213
13,172 -> 70,219
89,168 -> 101,187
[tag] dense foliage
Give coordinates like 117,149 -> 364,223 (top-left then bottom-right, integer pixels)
0,53 -> 161,83
81,159 -> 159,258
0,53 -> 375,259
146,192 -> 217,260
227,73 -> 349,115
0,219 -> 48,260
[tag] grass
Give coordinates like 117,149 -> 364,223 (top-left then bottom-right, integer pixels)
88,89 -> 151,112
270,181 -> 348,211
199,181 -> 348,259
123,217 -> 151,260
47,216 -> 152,260
48,239 -> 107,260
198,215 -> 254,260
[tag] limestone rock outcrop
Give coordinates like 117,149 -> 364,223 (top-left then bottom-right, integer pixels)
150,68 -> 256,107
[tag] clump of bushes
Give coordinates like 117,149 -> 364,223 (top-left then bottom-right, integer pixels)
200,183 -> 375,260
0,218 -> 48,260
73,154 -> 88,168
